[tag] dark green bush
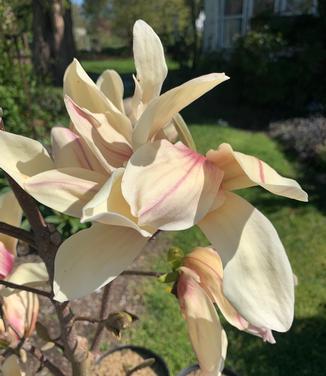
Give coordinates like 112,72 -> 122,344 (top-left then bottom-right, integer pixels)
198,15 -> 326,113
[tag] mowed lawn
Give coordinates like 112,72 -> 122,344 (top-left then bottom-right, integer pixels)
126,125 -> 326,375
81,58 -> 178,75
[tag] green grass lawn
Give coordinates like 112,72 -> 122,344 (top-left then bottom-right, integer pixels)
81,58 -> 179,76
127,124 -> 326,375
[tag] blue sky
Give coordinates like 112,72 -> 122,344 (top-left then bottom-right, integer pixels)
72,0 -> 83,4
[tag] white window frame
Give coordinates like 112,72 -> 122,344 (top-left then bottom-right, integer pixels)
216,0 -> 254,48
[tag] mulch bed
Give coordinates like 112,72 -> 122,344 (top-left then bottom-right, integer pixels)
16,233 -> 171,375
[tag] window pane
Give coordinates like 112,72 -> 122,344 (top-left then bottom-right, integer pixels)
253,0 -> 274,15
284,0 -> 313,13
224,0 -> 243,15
223,19 -> 242,47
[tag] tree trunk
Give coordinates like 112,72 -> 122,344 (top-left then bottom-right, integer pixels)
32,0 -> 76,85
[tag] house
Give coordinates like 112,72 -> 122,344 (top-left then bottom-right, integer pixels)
203,0 -> 318,50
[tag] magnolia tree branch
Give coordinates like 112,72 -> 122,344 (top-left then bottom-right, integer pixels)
4,173 -> 91,375
0,221 -> 35,247
0,280 -> 51,298
90,283 -> 113,352
25,344 -> 66,376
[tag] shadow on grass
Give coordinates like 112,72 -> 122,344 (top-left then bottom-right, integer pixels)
226,315 -> 326,376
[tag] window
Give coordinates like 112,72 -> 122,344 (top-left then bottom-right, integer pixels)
253,0 -> 275,16
277,0 -> 318,15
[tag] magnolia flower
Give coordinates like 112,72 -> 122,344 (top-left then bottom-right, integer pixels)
177,266 -> 227,376
0,20 -> 228,301
0,191 -> 47,344
182,247 -> 276,343
121,140 -> 307,333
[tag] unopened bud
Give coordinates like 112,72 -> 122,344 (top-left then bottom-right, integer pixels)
105,311 -> 138,339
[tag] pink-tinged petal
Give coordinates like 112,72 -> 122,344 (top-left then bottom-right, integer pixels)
183,247 -> 248,331
177,267 -> 227,375
51,127 -> 104,172
133,20 -> 167,103
0,191 -> 22,255
2,355 -> 23,376
199,192 -> 295,332
183,247 -> 277,343
25,168 -> 106,218
122,140 -> 224,231
132,73 -> 229,149
65,96 -> 132,171
207,143 -> 308,201
53,223 -> 148,301
3,290 -> 39,338
82,169 -> 154,237
0,131 -> 54,187
64,59 -> 132,141
0,244 -> 14,279
245,325 -> 276,344
97,69 -> 125,113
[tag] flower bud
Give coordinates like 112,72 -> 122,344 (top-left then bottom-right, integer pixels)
2,291 -> 39,342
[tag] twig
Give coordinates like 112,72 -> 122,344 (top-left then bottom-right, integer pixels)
121,270 -> 164,277
74,316 -> 101,324
26,344 -> 66,376
90,283 -> 113,352
0,221 -> 35,246
0,280 -> 51,298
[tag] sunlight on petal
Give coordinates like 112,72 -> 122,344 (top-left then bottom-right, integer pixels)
207,143 -> 308,201
122,140 -> 223,231
53,223 -> 148,301
199,192 -> 295,332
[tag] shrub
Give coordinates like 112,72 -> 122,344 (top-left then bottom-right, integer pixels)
269,116 -> 326,166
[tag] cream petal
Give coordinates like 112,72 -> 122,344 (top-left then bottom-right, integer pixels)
207,143 -> 308,201
65,96 -> 132,171
1,262 -> 48,297
0,191 -> 22,255
199,192 -> 295,332
64,59 -> 132,141
122,140 -> 224,231
177,267 -> 226,375
2,355 -> 23,376
51,127 -> 103,171
0,131 -> 54,187
64,58 -> 112,113
133,20 -> 167,103
82,169 -> 154,237
132,73 -> 229,148
129,75 -> 144,125
25,168 -> 106,218
97,69 -> 125,113
172,113 -> 197,151
0,244 -> 14,279
53,223 -> 148,301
